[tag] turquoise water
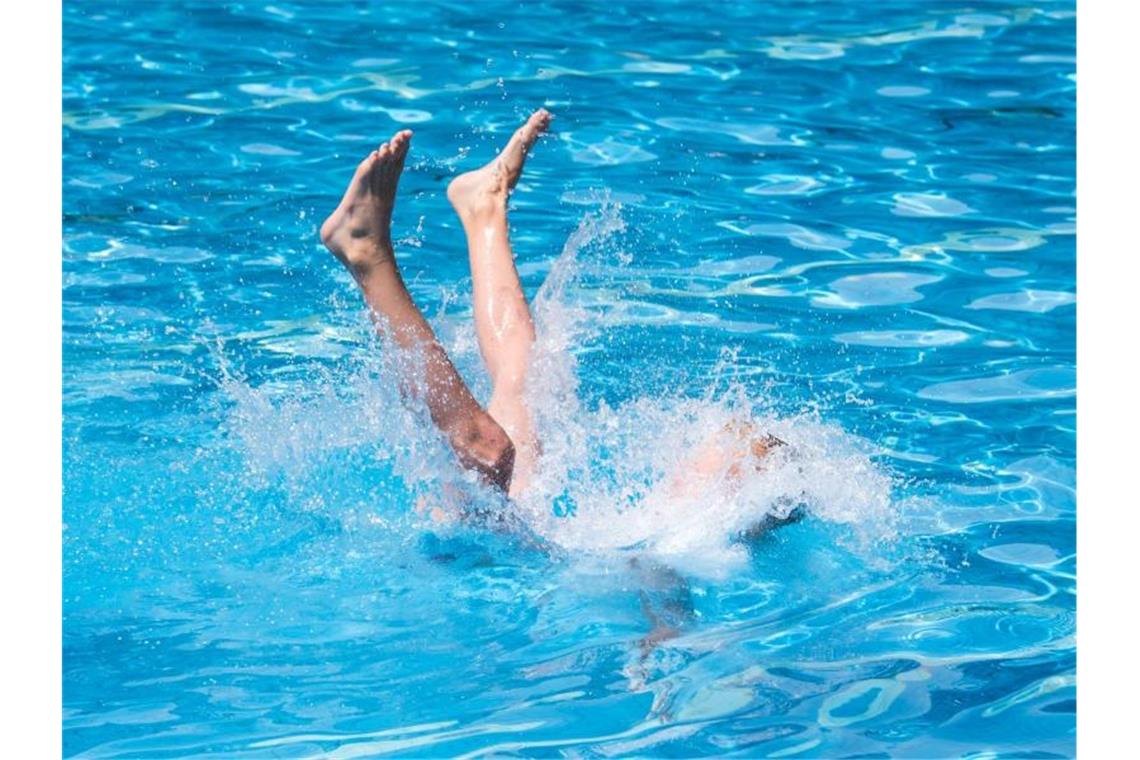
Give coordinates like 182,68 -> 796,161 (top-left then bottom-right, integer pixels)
63,2 -> 1076,757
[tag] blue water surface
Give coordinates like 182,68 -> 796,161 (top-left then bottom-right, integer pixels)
63,1 -> 1076,757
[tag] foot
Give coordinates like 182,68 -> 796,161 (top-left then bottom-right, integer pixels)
447,108 -> 552,221
320,129 -> 412,274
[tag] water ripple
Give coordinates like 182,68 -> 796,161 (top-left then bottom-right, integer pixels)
917,367 -> 1075,404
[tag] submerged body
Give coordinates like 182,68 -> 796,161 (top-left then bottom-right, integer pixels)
319,109 -> 785,514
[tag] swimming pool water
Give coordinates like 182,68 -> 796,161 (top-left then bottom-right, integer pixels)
63,1 -> 1076,757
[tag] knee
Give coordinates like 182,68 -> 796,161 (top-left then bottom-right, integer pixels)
477,418 -> 516,491
455,415 -> 515,492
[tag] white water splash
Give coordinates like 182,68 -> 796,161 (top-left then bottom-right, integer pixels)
220,200 -> 895,580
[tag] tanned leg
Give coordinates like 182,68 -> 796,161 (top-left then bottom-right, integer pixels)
320,130 -> 515,492
446,109 -> 552,497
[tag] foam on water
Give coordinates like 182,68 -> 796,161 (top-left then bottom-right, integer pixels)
219,202 -> 895,582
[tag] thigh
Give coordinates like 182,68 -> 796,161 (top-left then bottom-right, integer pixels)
488,387 -> 538,498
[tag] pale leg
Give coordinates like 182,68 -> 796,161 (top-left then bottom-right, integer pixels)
447,109 -> 552,497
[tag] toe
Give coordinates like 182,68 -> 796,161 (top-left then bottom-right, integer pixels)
515,110 -> 551,143
392,132 -> 411,159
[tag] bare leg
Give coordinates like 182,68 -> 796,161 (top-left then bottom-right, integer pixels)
320,130 -> 515,492
446,109 -> 552,497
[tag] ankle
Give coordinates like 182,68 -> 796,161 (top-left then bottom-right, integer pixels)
337,238 -> 393,275
459,197 -> 507,228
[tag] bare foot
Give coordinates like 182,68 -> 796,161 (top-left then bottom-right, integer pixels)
447,108 -> 552,221
320,129 -> 412,275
